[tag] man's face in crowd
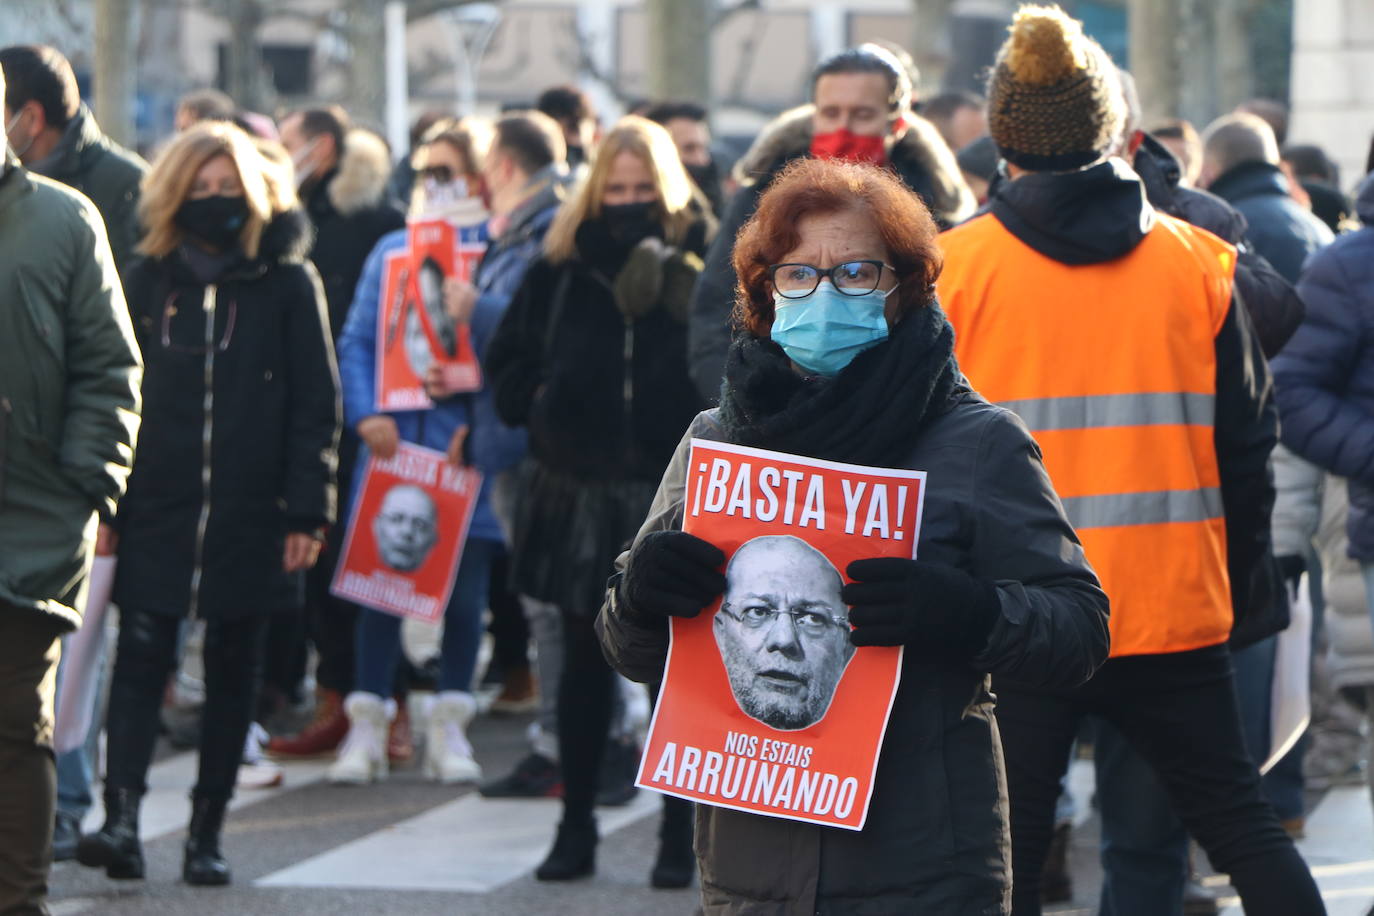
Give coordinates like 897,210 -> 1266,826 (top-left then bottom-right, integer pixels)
812,72 -> 893,138
714,536 -> 855,731
373,485 -> 439,573
945,105 -> 988,152
279,114 -> 333,186
664,117 -> 712,168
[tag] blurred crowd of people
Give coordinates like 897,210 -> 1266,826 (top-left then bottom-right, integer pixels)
3,3 -> 1374,913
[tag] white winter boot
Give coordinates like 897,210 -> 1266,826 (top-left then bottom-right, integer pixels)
424,691 -> 482,784
327,692 -> 394,784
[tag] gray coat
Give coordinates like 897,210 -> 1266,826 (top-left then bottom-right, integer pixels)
597,393 -> 1109,915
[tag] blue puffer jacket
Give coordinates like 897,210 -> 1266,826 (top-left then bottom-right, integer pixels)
1209,161 -> 1333,283
1272,175 -> 1374,559
466,172 -> 566,476
338,224 -> 505,543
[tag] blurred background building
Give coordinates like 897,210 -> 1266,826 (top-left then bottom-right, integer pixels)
2,0 -> 1365,190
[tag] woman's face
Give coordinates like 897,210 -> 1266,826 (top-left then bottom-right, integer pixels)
601,151 -> 658,207
776,209 -> 901,324
425,139 -> 470,182
189,154 -> 244,200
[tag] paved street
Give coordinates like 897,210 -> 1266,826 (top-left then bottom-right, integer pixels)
49,704 -> 1374,916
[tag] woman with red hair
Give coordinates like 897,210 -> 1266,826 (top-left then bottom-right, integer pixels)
596,157 -> 1111,913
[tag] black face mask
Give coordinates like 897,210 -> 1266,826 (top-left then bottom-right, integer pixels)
566,145 -> 587,169
686,160 -> 724,213
176,195 -> 249,251
601,201 -> 660,247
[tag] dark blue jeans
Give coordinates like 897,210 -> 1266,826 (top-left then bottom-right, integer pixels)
354,538 -> 497,696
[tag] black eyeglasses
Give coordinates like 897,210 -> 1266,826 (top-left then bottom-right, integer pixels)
719,602 -> 849,637
420,165 -> 455,184
769,260 -> 895,300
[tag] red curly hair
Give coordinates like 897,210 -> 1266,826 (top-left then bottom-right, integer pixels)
731,158 -> 943,337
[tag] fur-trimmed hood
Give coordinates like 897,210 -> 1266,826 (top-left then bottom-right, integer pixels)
327,129 -> 394,216
732,105 -> 976,225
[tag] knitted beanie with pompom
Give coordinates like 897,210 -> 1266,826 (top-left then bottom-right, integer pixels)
987,4 -> 1125,171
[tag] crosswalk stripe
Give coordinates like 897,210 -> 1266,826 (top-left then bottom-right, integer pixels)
1219,785 -> 1374,916
81,753 -> 331,841
254,790 -> 661,892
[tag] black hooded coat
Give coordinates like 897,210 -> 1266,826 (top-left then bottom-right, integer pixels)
114,209 -> 341,619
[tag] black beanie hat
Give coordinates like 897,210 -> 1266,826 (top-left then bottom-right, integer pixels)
987,5 -> 1125,171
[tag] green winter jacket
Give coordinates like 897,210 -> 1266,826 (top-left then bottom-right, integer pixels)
0,150 -> 142,629
28,105 -> 147,277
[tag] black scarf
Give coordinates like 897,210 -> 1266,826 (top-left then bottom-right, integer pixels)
718,301 -> 962,468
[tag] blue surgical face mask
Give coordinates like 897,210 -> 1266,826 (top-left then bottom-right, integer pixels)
770,281 -> 896,377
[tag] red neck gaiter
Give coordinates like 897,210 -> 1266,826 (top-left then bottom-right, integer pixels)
810,128 -> 888,166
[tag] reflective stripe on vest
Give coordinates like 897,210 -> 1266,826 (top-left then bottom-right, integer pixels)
1059,487 -> 1223,530
996,392 -> 1216,432
938,210 -> 1238,657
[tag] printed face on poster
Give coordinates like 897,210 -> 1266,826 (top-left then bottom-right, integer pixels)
331,442 -> 483,623
374,219 -> 486,413
637,440 -> 924,831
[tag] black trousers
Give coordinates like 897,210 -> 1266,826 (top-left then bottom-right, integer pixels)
487,549 -> 530,674
0,614 -> 63,916
997,643 -> 1324,916
557,607 -> 617,824
105,608 -> 269,802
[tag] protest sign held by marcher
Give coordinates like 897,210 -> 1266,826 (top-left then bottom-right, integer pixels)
640,440 -> 923,831
376,218 -> 485,412
333,442 -> 482,624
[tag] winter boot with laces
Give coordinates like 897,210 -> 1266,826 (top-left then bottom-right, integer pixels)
423,691 -> 482,784
75,788 -> 145,880
183,795 -> 231,886
327,692 -> 394,784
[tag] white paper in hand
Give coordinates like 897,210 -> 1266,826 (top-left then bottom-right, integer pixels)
52,556 -> 116,755
1263,576 -> 1312,774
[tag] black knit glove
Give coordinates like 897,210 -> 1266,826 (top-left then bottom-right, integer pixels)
619,530 -> 726,620
842,558 -> 1002,658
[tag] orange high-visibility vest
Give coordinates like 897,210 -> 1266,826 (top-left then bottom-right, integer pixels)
938,210 -> 1237,657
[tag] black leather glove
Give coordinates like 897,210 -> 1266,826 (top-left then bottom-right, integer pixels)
619,530 -> 727,621
842,558 -> 1001,658
1276,554 -> 1306,592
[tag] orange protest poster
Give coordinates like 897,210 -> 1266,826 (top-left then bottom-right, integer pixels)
374,220 -> 486,412
637,440 -> 925,831
331,442 -> 483,623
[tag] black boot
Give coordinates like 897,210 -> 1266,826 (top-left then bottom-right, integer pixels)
651,798 -> 695,889
183,795 -> 231,886
535,818 -> 597,881
75,788 -> 144,880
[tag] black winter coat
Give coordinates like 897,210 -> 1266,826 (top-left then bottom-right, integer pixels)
1209,161 -> 1333,284
599,399 -> 1109,914
114,210 -> 341,619
486,217 -> 712,483
30,105 -> 147,277
1134,135 -> 1305,359
301,159 -> 406,336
